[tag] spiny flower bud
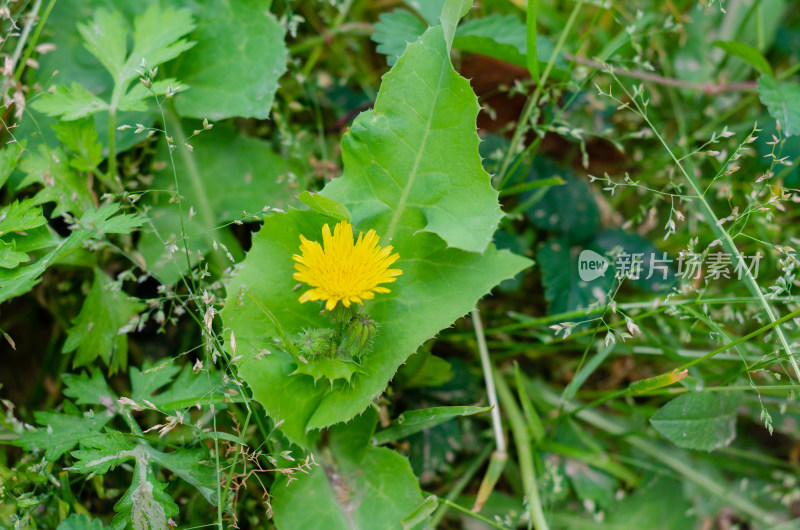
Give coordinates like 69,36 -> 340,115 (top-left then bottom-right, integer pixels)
337,315 -> 377,361
298,328 -> 336,359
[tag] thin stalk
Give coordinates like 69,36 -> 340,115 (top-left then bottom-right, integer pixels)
13,0 -> 55,82
288,22 -> 374,54
431,445 -> 493,527
611,72 -> 800,381
438,499 -> 511,530
107,82 -> 123,184
472,309 -> 506,455
550,307 -> 800,420
9,0 -> 42,75
494,371 -> 549,530
496,0 -> 586,190
471,309 -> 508,513
301,0 -> 355,77
448,295 -> 800,338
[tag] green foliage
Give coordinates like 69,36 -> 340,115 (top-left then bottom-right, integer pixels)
271,410 -> 428,530
650,391 -> 743,452
137,123 -> 294,283
111,455 -> 179,530
16,404 -> 111,461
33,4 -> 194,122
373,405 -> 489,445
604,477 -> 693,528
758,75 -> 800,136
54,118 -> 104,172
526,165 -> 599,243
713,40 -> 773,76
538,239 -> 611,314
62,368 -> 116,406
63,269 -> 145,372
3,0 -> 800,527
57,514 -> 107,530
222,14 -> 530,447
0,203 -> 144,304
327,25 -> 505,253
18,145 -> 94,217
454,14 -> 565,74
173,0 -> 288,120
372,10 -> 427,66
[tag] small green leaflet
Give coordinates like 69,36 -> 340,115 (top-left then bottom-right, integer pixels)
18,144 -> 94,217
32,5 -> 195,122
63,268 -> 145,372
0,203 -> 144,305
16,403 -> 111,461
0,199 -> 47,237
373,405 -> 490,445
54,117 -> 104,172
63,368 -> 116,407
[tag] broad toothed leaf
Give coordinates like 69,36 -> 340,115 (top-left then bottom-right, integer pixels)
323,25 -> 503,254
271,410 -> 430,529
222,14 -> 531,447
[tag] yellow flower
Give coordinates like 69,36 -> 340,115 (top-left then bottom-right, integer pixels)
292,220 -> 402,311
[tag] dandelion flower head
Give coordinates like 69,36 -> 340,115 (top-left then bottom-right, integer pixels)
292,220 -> 402,311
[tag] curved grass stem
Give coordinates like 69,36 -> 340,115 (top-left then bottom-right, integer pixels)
609,72 -> 800,382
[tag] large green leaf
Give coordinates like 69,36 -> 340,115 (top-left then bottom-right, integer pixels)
324,26 -> 503,254
525,162 -> 599,244
713,40 -> 772,76
758,75 -> 800,137
111,457 -> 179,530
537,239 -> 611,315
650,391 -> 742,452
71,433 -> 217,507
174,0 -> 287,120
271,410 -> 429,530
604,477 -> 693,528
221,21 -> 530,446
222,209 -> 527,445
592,229 -> 676,292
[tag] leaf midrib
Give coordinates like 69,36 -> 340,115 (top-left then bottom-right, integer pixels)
384,35 -> 449,243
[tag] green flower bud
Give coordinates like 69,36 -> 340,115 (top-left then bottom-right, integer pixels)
298,328 -> 336,359
337,315 -> 377,360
